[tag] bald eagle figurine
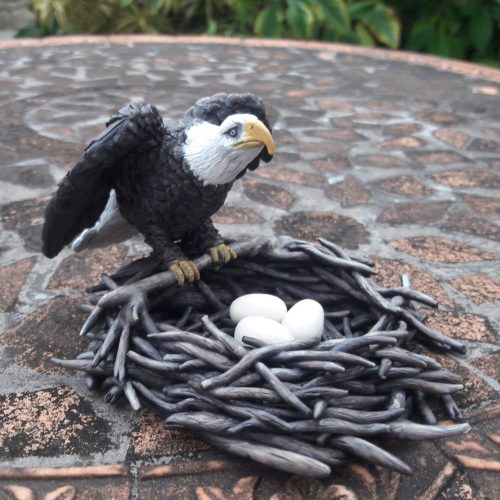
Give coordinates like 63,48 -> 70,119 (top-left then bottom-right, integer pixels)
41,93 -> 275,284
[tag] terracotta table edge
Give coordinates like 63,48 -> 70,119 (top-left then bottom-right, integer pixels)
0,460 -> 232,482
1,34 -> 499,84
0,464 -> 127,480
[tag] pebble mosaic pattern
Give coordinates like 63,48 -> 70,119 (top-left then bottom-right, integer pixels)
0,36 -> 498,498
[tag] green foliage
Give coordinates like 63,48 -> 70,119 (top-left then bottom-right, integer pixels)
25,0 -> 117,35
388,0 -> 500,66
251,0 -> 400,48
18,0 -> 500,66
319,0 -> 350,33
286,1 -> 315,39
351,1 -> 399,48
255,3 -> 283,38
20,0 -> 400,47
21,0 -> 234,35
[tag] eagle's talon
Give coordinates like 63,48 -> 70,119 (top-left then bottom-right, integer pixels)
168,262 -> 185,286
180,260 -> 200,283
227,245 -> 237,261
168,260 -> 200,286
209,244 -> 237,265
209,246 -> 220,264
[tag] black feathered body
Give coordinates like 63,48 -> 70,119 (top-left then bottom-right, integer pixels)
112,131 -> 231,258
41,93 -> 272,261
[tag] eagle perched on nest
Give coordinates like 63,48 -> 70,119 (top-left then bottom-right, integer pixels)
42,93 -> 275,284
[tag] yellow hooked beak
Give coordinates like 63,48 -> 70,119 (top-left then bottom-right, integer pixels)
235,118 -> 275,156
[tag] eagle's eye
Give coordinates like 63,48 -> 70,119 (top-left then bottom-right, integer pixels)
226,125 -> 239,138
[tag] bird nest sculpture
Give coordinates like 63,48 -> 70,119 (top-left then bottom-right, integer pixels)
53,236 -> 470,478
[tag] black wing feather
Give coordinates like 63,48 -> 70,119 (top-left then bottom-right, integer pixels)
42,103 -> 164,258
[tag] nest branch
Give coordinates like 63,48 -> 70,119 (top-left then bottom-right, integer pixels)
96,237 -> 269,309
53,236 -> 470,477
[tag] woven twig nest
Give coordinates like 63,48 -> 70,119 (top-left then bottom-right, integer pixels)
53,236 -> 470,477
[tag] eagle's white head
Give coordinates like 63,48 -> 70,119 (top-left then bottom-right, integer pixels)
183,113 -> 275,186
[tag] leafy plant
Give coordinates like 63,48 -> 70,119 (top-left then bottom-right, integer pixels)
388,0 -> 500,66
20,0 -> 232,36
18,0 -> 117,36
17,0 -> 500,66
254,0 -> 400,49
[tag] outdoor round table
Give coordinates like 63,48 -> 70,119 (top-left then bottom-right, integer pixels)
0,36 -> 498,498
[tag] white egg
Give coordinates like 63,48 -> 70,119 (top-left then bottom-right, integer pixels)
234,316 -> 294,346
230,293 -> 287,323
281,299 -> 324,343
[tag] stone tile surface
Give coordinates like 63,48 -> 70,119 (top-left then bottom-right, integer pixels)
127,411 -> 209,461
326,175 -> 371,207
274,211 -> 370,249
0,258 -> 35,312
378,201 -> 451,225
431,168 -> 500,189
434,128 -> 471,149
48,245 -> 128,290
0,386 -> 111,459
390,237 -> 500,263
450,273 -> 500,305
461,194 -> 500,217
1,297 -> 88,374
442,211 -> 500,242
426,310 -> 497,343
376,175 -> 435,199
0,36 -> 498,498
471,351 -> 500,381
373,258 -> 455,308
243,179 -> 296,210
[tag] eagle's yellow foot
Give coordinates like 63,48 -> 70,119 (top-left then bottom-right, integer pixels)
168,260 -> 200,286
209,243 -> 237,264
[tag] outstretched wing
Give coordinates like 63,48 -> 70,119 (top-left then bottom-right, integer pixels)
184,93 -> 274,170
71,189 -> 139,253
42,102 -> 164,258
